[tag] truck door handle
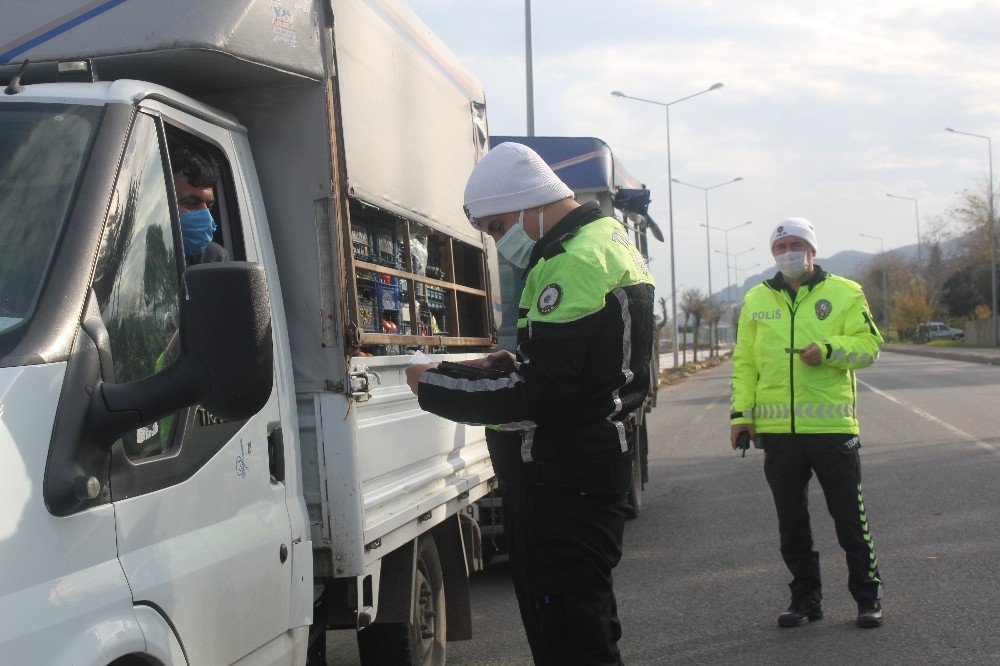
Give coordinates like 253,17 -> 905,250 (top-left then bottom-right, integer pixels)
267,424 -> 285,483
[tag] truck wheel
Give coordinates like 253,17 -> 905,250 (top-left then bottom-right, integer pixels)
357,535 -> 446,665
624,456 -> 642,520
625,419 -> 648,519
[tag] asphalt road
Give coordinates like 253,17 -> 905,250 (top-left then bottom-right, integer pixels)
442,351 -> 1000,665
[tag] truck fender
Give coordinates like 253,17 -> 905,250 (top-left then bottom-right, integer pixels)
46,616 -> 146,666
356,558 -> 382,630
359,513 -> 480,639
431,515 -> 473,641
132,603 -> 188,665
364,540 -> 412,626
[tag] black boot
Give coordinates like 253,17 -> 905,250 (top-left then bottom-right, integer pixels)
778,597 -> 823,627
857,600 -> 883,628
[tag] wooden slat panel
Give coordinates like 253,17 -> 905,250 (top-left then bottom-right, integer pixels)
354,260 -> 486,297
359,333 -> 491,347
443,237 -> 460,337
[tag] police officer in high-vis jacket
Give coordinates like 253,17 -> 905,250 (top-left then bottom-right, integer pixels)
730,217 -> 886,629
406,142 -> 655,664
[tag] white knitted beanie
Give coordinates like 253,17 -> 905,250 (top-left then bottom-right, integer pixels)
464,142 -> 574,219
771,217 -> 818,253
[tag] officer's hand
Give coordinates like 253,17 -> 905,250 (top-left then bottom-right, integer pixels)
800,343 -> 823,366
463,350 -> 516,373
405,363 -> 437,395
730,424 -> 756,450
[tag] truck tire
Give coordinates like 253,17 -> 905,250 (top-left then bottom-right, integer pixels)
356,535 -> 446,665
625,420 -> 647,519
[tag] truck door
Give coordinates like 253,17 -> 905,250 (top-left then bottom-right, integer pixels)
93,109 -> 294,663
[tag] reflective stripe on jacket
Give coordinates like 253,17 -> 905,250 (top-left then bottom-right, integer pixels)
730,267 -> 883,435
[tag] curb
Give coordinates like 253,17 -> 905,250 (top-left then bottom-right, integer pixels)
882,346 -> 1000,367
658,354 -> 732,385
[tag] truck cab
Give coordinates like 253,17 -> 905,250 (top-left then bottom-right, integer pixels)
1,1 -> 498,663
0,75 -> 305,664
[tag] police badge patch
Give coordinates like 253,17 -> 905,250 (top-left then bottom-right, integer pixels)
538,284 -> 562,314
815,299 -> 833,320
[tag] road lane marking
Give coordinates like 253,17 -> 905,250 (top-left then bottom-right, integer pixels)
858,379 -> 1000,457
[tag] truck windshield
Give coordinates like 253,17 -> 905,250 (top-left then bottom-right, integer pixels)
0,103 -> 102,334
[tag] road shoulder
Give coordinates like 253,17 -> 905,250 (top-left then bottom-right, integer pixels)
882,343 -> 1000,366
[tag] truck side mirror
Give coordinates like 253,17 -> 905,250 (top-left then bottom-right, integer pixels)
93,262 -> 274,443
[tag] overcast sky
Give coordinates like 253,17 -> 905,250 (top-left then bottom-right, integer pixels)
407,0 -> 1000,301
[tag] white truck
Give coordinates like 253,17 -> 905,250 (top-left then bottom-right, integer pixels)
0,1 -> 500,663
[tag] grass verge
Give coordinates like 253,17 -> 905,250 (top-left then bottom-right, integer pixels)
659,352 -> 733,386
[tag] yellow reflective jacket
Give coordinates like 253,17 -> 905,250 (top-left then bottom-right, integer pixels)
730,267 -> 883,435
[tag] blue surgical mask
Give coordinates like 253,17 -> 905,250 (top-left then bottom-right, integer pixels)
180,208 -> 217,258
496,209 -> 541,269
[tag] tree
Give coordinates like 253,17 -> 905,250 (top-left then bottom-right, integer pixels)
679,298 -> 691,365
705,300 -> 724,357
143,224 -> 175,312
971,304 -> 992,321
936,181 -> 999,327
948,182 -> 994,264
657,296 -> 669,355
859,260 -> 888,330
680,288 -> 708,363
924,242 -> 945,296
941,265 -> 990,319
891,276 -> 937,341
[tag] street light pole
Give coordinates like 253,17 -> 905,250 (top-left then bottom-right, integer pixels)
732,247 -> 755,300
524,0 -> 534,136
716,246 -> 755,299
860,233 -> 890,329
885,193 -> 921,266
671,176 -> 743,304
947,127 -> 998,347
701,220 -> 752,304
702,220 -> 752,344
735,263 -> 762,299
612,83 -> 724,368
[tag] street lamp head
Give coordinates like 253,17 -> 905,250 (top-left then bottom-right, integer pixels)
610,90 -> 625,97
945,127 -> 955,133
733,177 -> 743,182
709,83 -> 723,91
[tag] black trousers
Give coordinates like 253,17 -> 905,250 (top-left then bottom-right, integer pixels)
503,483 -> 629,666
763,439 -> 882,604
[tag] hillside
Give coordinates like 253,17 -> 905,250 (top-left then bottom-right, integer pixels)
715,249 -> 872,302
